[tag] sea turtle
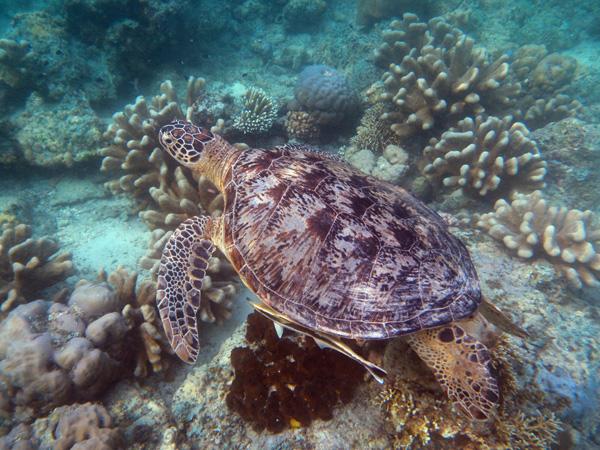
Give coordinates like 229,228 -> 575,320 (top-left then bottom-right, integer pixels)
156,119 -> 523,421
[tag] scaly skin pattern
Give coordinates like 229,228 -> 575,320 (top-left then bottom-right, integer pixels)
219,144 -> 482,339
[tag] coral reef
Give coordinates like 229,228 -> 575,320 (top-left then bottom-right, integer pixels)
423,115 -> 547,199
510,45 -> 581,130
372,13 -> 519,139
344,144 -> 409,184
233,88 -> 278,135
0,223 -> 74,313
226,312 -> 365,433
14,92 -> 105,167
290,65 -> 359,128
378,338 -> 561,449
477,190 -> 600,289
356,0 -> 432,27
0,402 -> 122,449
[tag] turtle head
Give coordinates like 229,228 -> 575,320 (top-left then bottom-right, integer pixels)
158,120 -> 215,167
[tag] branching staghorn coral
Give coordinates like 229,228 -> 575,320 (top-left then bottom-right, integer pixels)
510,45 -> 581,130
233,88 -> 278,135
372,13 -> 519,139
0,223 -> 74,313
423,115 -> 546,198
378,338 -> 561,449
477,191 -> 600,289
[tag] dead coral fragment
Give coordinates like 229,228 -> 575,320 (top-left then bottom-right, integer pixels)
374,13 -> 519,138
477,190 -> 600,288
0,223 -> 74,312
423,115 -> 546,198
233,88 -> 278,135
226,312 -> 365,433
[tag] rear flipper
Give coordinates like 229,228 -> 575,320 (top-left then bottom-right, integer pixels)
156,216 -> 215,363
406,324 -> 500,421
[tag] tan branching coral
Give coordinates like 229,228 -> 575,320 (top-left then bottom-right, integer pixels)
233,88 -> 278,135
510,45 -> 580,130
0,223 -> 74,312
378,338 -> 561,449
285,110 -> 320,141
100,76 -> 206,205
0,38 -> 32,88
373,13 -> 519,138
423,115 -> 546,198
477,190 -> 600,289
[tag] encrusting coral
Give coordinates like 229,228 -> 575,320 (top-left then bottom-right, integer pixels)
372,13 -> 519,139
423,115 -> 547,198
0,402 -> 122,450
378,338 -> 561,449
226,312 -> 365,433
344,144 -> 409,184
233,88 -> 278,135
100,77 -> 239,323
0,223 -> 74,313
477,190 -> 600,289
510,45 -> 581,130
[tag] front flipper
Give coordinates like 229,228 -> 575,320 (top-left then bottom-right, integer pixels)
157,216 -> 215,363
406,324 -> 500,421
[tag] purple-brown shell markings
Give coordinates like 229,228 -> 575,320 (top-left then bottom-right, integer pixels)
222,144 -> 481,339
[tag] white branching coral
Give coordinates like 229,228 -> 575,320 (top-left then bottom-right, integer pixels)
423,115 -> 546,198
233,88 -> 278,135
477,191 -> 600,289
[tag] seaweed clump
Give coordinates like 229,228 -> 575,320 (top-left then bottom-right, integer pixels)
226,312 -> 365,433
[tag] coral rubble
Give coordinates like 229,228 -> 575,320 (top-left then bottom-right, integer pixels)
0,223 -> 74,313
233,88 -> 278,135
423,115 -> 547,198
477,190 -> 600,289
226,313 -> 365,433
373,13 -> 519,139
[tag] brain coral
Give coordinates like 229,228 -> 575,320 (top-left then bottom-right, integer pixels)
226,312 -> 365,433
372,13 -> 519,139
291,64 -> 359,126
